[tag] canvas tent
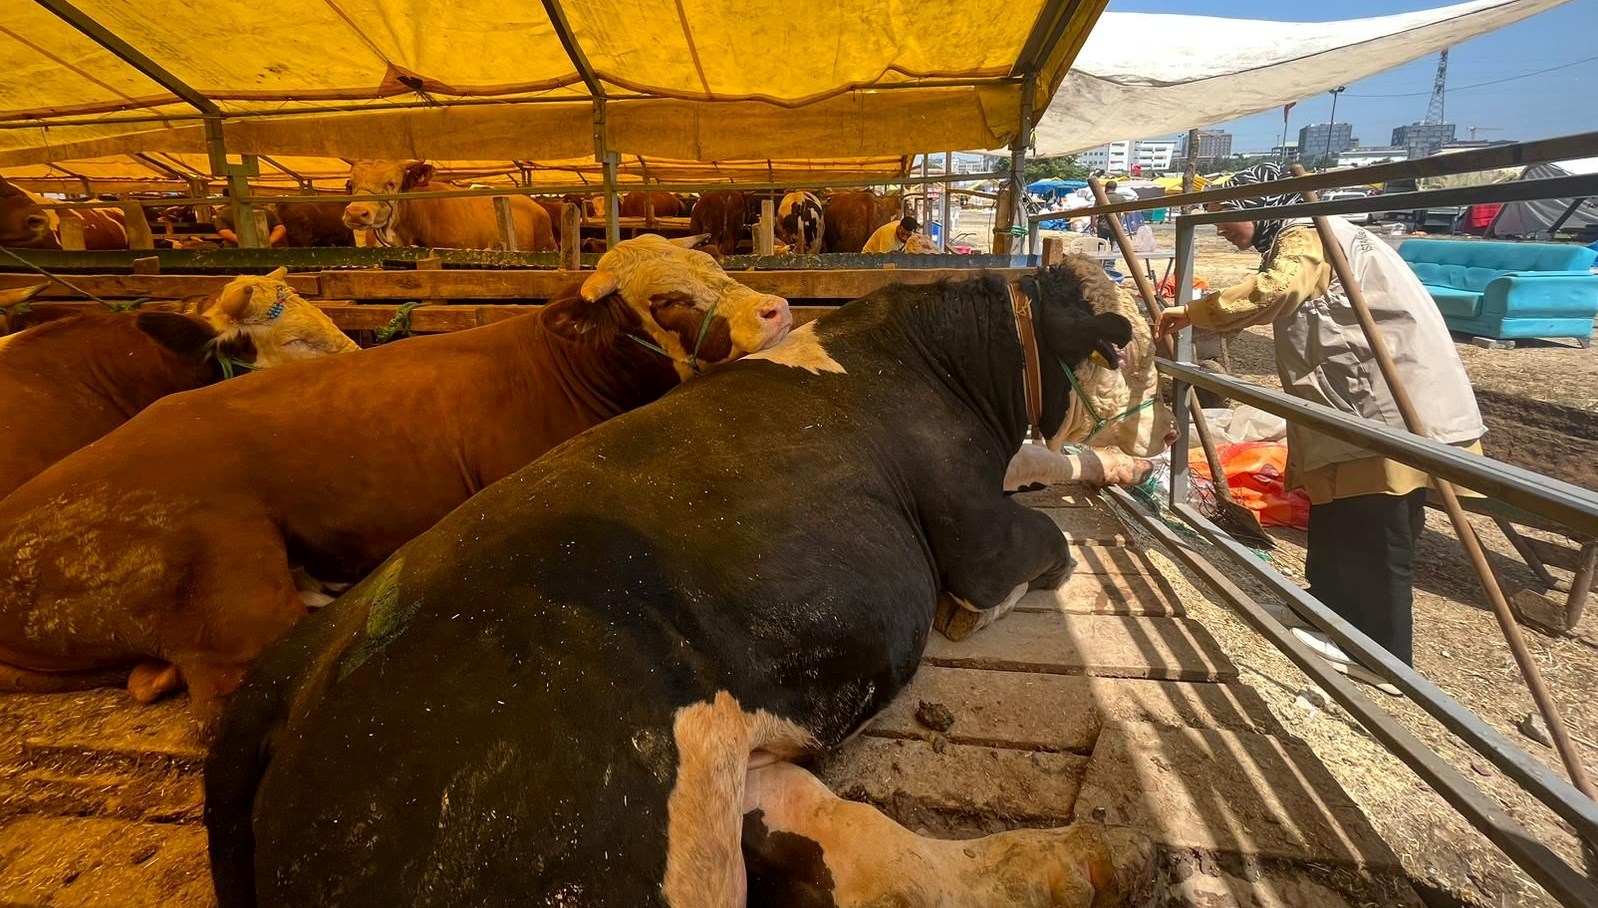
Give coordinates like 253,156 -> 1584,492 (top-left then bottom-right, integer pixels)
0,0 -> 1104,174
1030,0 -> 1569,159
1486,158 -> 1598,240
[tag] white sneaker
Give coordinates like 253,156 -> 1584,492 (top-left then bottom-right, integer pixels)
1290,628 -> 1402,697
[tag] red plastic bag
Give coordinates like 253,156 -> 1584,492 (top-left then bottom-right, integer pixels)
1189,441 -> 1310,530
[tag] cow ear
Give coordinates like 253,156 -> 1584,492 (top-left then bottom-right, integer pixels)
669,233 -> 711,249
581,270 -> 619,303
403,161 -> 434,189
136,311 -> 219,362
265,267 -> 288,281
0,283 -> 48,310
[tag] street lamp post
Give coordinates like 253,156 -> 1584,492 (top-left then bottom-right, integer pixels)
1325,86 -> 1347,167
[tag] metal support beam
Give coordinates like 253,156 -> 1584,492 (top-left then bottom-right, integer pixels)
997,81 -> 1035,256
1108,487 -> 1598,907
1036,132 -> 1598,223
32,0 -> 219,115
32,0 -> 262,246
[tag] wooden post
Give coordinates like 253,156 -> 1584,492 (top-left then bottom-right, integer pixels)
560,203 -> 582,271
492,197 -> 519,252
120,203 -> 155,250
417,255 -> 446,306
756,199 -> 775,256
58,216 -> 87,251
644,192 -> 656,229
132,256 -> 160,275
1040,236 -> 1065,266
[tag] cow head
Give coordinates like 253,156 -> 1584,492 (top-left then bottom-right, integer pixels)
572,234 -> 791,377
196,267 -> 360,365
343,160 -> 433,237
0,176 -> 60,250
1022,258 -> 1135,441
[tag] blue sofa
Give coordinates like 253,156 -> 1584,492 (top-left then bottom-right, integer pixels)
1398,239 -> 1598,346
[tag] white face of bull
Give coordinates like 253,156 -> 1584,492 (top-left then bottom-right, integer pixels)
580,235 -> 791,376
197,267 -> 360,366
342,160 -> 433,241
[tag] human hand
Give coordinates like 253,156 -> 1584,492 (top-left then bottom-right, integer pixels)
1154,306 -> 1191,340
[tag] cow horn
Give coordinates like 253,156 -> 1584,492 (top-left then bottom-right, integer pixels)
580,270 -> 619,302
0,283 -> 49,309
265,266 -> 288,281
669,233 -> 711,249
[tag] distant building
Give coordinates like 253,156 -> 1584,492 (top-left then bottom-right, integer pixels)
1337,146 -> 1410,167
1270,141 -> 1300,163
1392,122 -> 1457,158
1133,139 -> 1178,172
1076,137 -> 1179,173
1236,150 -> 1278,161
1298,122 -> 1356,160
1184,129 -> 1234,161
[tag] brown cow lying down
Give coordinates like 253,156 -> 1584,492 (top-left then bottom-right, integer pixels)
0,235 -> 791,722
0,270 -> 356,500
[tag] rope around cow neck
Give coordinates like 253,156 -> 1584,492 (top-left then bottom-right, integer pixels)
1060,356 -> 1156,439
626,297 -> 722,375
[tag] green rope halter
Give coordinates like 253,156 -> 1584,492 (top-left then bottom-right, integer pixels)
375,301 -> 427,345
217,354 -> 258,380
1059,356 -> 1156,439
626,296 -> 722,375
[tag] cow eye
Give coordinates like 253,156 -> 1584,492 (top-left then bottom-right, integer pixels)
344,181 -> 353,193
385,182 -> 396,192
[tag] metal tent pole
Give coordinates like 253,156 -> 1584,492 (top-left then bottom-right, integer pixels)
32,0 -> 261,247
541,0 -> 619,250
1288,163 -> 1596,805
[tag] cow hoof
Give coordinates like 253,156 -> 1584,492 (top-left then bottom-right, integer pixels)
933,592 -> 998,641
127,661 -> 182,704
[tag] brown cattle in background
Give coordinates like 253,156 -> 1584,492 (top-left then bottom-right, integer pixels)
275,201 -> 356,247
620,191 -> 682,218
689,190 -> 747,256
823,190 -> 903,253
0,176 -> 58,249
343,160 -> 556,251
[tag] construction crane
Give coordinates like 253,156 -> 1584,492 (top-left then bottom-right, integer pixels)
1467,126 -> 1503,140
1424,49 -> 1449,124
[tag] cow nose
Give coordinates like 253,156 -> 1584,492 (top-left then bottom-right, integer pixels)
343,205 -> 371,225
757,297 -> 789,322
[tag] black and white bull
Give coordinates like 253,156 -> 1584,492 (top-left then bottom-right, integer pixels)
776,190 -> 824,255
205,262 -> 1153,906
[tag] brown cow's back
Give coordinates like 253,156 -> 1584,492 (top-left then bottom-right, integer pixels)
0,311 -> 217,499
620,192 -> 682,218
400,194 -> 555,250
824,191 -> 901,254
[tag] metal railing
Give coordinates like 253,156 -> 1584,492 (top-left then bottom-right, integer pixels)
1055,133 -> 1598,906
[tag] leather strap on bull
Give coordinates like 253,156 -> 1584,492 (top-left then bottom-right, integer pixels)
1007,282 -> 1045,442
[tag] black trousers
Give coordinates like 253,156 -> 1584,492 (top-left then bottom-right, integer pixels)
1305,489 -> 1427,666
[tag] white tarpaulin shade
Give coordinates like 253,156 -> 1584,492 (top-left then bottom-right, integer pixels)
1032,0 -> 1570,159
0,0 -> 1104,170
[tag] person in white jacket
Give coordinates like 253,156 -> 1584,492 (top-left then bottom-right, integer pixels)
1156,162 -> 1484,693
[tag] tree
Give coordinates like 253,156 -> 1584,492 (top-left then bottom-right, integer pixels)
994,155 -> 1090,183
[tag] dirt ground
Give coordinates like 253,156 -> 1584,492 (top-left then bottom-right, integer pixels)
1136,225 -> 1598,906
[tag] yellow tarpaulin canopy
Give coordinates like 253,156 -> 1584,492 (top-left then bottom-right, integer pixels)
0,0 -> 1104,176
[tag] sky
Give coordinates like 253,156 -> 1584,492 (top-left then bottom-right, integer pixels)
1108,0 -> 1598,152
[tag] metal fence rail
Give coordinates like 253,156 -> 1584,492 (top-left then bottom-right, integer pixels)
1094,131 -> 1598,906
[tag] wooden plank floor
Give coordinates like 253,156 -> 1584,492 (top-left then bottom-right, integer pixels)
0,488 -> 1422,906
